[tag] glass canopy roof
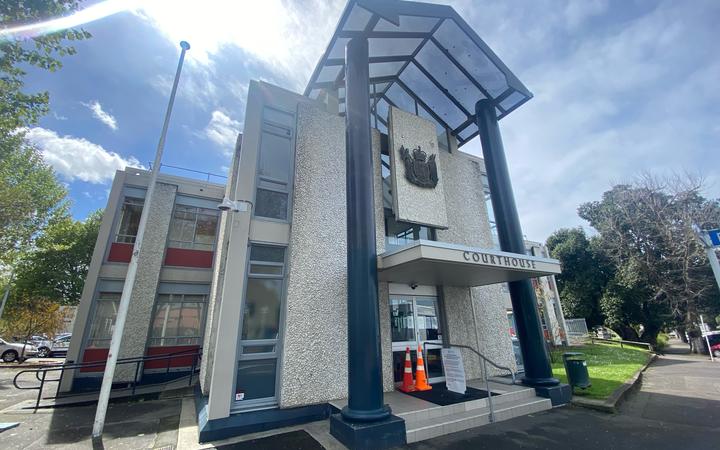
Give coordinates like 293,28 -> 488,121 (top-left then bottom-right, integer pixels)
304,0 -> 533,147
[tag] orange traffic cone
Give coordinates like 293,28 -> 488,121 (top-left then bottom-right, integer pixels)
397,347 -> 416,393
415,345 -> 432,391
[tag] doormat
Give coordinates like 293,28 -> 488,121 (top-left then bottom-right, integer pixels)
213,430 -> 325,450
405,382 -> 499,406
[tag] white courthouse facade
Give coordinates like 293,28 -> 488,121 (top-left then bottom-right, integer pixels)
63,1 -> 570,445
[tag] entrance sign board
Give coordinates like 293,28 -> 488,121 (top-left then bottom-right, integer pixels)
441,347 -> 466,394
389,106 -> 448,229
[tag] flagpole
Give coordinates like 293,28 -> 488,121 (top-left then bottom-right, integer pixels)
92,40 -> 190,440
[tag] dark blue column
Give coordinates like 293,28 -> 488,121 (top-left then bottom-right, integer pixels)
330,36 -> 405,450
341,37 -> 391,421
475,99 -> 558,387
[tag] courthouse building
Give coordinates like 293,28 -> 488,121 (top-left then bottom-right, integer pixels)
63,1 -> 569,446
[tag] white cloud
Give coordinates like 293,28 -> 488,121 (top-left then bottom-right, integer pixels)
25,127 -> 140,184
203,110 -> 241,155
82,100 -> 118,131
134,0 -> 344,90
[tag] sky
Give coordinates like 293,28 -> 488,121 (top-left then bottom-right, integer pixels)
14,0 -> 720,242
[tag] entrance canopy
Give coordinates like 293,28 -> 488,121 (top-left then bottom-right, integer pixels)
304,0 -> 532,147
378,241 -> 561,287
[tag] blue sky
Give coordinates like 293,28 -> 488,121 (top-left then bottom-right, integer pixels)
18,0 -> 720,241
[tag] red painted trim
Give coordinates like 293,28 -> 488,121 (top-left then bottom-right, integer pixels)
144,345 -> 200,369
81,348 -> 109,372
164,248 -> 214,268
107,242 -> 133,263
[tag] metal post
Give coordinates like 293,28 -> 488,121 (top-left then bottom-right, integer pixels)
340,37 -> 390,422
92,41 -> 190,439
0,271 -> 14,321
475,99 -> 558,387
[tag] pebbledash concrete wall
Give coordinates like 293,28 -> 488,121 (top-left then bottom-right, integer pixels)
436,135 -> 517,378
116,181 -> 177,380
279,103 -> 393,408
201,136 -> 242,395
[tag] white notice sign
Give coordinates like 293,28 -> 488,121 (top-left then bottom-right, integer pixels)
441,348 -> 466,394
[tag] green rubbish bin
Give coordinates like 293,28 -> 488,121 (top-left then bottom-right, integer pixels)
562,352 -> 591,389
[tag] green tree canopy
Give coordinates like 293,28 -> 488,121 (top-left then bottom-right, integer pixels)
12,210 -> 102,306
546,227 -> 611,328
577,175 -> 720,344
1,1 -> 90,267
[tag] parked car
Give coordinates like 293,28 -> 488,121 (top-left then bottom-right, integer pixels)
0,337 -> 38,362
36,334 -> 71,358
704,331 -> 720,357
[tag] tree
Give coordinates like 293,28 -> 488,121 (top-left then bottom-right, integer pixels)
1,1 -> 90,266
578,174 -> 720,345
0,294 -> 69,358
546,228 -> 611,328
12,210 -> 102,306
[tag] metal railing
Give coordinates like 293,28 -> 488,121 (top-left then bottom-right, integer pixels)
13,348 -> 201,413
590,337 -> 654,352
423,342 -> 517,423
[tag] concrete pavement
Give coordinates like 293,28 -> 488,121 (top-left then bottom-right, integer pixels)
407,340 -> 719,449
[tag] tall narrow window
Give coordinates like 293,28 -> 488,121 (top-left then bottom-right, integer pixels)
87,292 -> 121,348
254,107 -> 294,221
167,205 -> 219,251
115,197 -> 143,243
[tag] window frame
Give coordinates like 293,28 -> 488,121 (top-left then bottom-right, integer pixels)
86,292 -> 121,349
148,292 -> 208,347
252,106 -> 296,223
166,204 -> 220,252
114,197 -> 144,244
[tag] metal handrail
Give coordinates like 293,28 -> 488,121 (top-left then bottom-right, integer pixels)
590,337 -> 654,352
423,342 -> 518,423
13,347 -> 201,412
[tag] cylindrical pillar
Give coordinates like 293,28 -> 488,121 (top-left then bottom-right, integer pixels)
342,37 -> 390,421
475,99 -> 558,387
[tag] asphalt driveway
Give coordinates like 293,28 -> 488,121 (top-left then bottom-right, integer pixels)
408,340 -> 720,450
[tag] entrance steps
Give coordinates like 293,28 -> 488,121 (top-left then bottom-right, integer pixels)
329,383 -> 553,444
399,386 -> 551,443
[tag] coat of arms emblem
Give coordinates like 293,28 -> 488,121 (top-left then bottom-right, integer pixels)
399,145 -> 439,188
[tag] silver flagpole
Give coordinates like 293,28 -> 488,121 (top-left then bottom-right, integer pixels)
92,40 -> 190,440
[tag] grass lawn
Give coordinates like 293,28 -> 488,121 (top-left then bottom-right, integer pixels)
550,342 -> 652,400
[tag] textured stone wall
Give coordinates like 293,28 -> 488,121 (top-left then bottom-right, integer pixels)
201,137 -> 242,395
388,106 -> 448,229
279,103 -> 348,407
435,147 -> 517,378
279,104 -> 393,408
116,182 -> 177,380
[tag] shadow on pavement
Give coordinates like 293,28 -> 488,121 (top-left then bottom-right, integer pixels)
39,397 -> 182,447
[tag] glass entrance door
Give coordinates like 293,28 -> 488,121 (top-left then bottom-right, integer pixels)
390,295 -> 444,384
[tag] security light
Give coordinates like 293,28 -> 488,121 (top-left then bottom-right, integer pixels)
217,197 -> 252,212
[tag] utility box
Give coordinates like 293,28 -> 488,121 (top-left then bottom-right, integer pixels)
562,352 -> 591,389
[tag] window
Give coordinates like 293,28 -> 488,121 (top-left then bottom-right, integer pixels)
168,205 -> 219,251
384,209 -> 435,250
254,107 -> 294,221
149,293 -> 207,346
116,197 -> 144,243
87,293 -> 120,348
241,245 -> 286,340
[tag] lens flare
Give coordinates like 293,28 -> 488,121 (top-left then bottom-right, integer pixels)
0,0 -> 138,40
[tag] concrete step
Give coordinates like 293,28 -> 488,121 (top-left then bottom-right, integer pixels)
397,387 -> 537,426
403,396 -> 552,444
